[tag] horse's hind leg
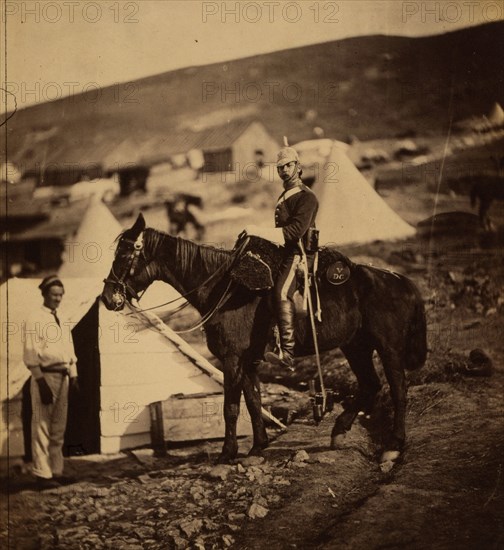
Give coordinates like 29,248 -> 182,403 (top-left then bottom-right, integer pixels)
380,349 -> 407,459
331,340 -> 381,449
219,355 -> 243,464
242,363 -> 269,456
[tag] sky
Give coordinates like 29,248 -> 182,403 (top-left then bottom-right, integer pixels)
1,0 -> 503,112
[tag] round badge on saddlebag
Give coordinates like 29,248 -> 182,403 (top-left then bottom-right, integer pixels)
326,261 -> 350,285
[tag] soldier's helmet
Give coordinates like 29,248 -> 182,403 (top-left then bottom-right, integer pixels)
276,147 -> 299,167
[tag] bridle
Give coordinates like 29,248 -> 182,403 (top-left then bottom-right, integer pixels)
103,231 -> 149,309
104,229 -> 252,332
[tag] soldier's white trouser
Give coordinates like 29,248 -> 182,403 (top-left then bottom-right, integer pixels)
30,373 -> 69,479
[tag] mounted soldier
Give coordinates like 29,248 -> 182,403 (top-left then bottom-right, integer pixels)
244,145 -> 319,370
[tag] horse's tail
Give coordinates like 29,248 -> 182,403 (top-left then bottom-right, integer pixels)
405,288 -> 427,370
470,183 -> 478,208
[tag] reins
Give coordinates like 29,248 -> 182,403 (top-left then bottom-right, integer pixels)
122,233 -> 250,333
124,258 -> 231,316
167,277 -> 235,334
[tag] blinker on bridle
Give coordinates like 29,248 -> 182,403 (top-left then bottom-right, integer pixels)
104,232 -> 147,309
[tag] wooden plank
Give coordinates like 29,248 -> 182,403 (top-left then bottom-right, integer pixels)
149,402 -> 167,456
163,414 -> 252,441
162,394 -> 252,421
159,394 -> 253,441
162,394 -> 222,418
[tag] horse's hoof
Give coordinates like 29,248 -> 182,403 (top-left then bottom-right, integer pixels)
330,434 -> 346,450
380,450 -> 400,463
217,454 -> 234,465
247,447 -> 265,457
380,460 -> 395,473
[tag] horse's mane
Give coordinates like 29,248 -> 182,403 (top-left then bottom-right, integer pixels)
176,237 -> 234,277
136,227 -> 234,279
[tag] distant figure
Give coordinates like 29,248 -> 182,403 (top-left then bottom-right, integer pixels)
254,149 -> 265,168
23,275 -> 79,489
165,193 -> 205,240
470,177 -> 504,231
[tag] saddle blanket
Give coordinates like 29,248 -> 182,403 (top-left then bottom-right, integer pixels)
230,236 -> 353,291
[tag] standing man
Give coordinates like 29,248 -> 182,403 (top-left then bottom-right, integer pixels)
245,146 -> 319,369
23,275 -> 79,489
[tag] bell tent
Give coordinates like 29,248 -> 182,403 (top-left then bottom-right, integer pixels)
487,102 -> 504,128
59,195 -> 124,279
301,140 -> 416,246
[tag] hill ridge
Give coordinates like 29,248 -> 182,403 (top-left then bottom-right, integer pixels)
3,21 -> 503,168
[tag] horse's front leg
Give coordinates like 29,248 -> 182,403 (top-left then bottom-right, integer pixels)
242,362 -> 269,456
218,355 -> 243,464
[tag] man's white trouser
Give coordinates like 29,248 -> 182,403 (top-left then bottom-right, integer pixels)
30,373 -> 69,479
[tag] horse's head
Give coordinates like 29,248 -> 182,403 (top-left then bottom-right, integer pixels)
101,213 -> 153,311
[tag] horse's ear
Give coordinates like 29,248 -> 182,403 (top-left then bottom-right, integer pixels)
131,213 -> 146,235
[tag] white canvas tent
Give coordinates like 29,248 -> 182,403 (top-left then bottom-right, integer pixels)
487,102 -> 504,128
59,195 -> 124,279
298,140 -> 416,246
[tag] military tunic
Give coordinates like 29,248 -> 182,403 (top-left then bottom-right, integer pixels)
274,180 -> 318,301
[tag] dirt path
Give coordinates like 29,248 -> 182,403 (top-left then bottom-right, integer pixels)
233,376 -> 503,550
237,248 -> 504,550
2,367 -> 502,549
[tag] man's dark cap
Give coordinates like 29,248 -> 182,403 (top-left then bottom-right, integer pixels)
39,275 -> 64,292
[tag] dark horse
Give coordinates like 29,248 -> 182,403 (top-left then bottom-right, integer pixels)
101,214 -> 427,463
470,177 -> 504,231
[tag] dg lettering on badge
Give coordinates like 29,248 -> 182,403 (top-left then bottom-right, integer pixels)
326,261 -> 350,285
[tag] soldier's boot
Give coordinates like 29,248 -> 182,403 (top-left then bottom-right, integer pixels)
264,300 -> 296,371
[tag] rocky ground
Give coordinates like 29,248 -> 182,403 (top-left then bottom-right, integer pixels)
1,188 -> 503,549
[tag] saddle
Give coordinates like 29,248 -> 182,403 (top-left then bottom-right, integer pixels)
230,236 -> 353,291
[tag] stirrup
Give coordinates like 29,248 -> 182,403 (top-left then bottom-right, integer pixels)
264,350 -> 295,372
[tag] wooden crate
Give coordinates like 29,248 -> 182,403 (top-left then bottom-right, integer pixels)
150,393 -> 253,447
